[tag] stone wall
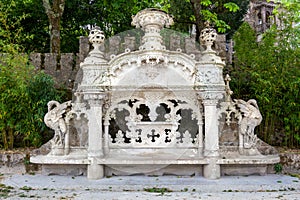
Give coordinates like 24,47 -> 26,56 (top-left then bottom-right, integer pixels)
0,150 -> 32,174
28,31 -> 227,90
280,151 -> 300,174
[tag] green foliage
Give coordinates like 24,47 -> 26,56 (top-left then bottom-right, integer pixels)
144,187 -> 172,195
232,2 -> 300,147
0,55 -> 64,149
198,0 -> 241,33
61,0 -> 161,53
0,0 -> 37,53
0,2 -> 65,149
274,163 -> 283,174
168,0 -> 249,39
21,72 -> 65,147
3,0 -> 249,53
224,2 -> 239,12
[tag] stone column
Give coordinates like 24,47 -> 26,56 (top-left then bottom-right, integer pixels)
64,126 -> 70,155
203,99 -> 219,157
84,93 -> 106,179
197,119 -> 204,158
197,23 -> 225,179
202,98 -> 221,179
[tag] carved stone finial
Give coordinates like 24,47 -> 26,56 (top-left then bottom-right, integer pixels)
88,27 -> 105,59
225,74 -> 233,102
200,22 -> 217,53
132,8 -> 174,50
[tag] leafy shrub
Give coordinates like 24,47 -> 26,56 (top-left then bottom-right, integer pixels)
0,1 -> 65,149
231,2 -> 300,148
0,54 -> 65,149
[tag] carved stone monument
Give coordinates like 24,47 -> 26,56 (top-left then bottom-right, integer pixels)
31,8 -> 279,179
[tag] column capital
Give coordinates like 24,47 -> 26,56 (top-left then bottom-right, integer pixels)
83,92 -> 106,106
197,92 -> 223,103
202,99 -> 219,106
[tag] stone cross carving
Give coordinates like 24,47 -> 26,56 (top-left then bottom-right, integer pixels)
224,74 -> 233,102
147,129 -> 160,142
220,74 -> 238,126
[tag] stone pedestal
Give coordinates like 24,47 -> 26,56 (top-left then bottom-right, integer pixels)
87,161 -> 104,179
203,158 -> 221,179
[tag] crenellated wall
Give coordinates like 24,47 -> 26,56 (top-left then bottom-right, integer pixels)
27,32 -> 227,90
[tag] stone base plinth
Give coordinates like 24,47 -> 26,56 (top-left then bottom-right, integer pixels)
42,164 -> 87,176
105,164 -> 203,177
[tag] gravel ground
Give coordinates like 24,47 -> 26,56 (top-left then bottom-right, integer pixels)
1,173 -> 300,199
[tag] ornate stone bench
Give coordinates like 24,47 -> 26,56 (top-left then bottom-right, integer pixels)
31,8 -> 279,179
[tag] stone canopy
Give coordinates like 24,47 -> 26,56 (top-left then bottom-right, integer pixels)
31,8 -> 279,179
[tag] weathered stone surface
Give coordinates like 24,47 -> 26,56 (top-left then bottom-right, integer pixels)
215,34 -> 226,60
184,37 -> 199,54
44,53 -> 57,77
29,53 -> 42,70
280,152 -> 300,174
42,164 -> 86,176
79,36 -> 90,63
124,36 -> 136,51
108,36 -> 121,56
169,34 -> 181,51
221,164 -> 268,176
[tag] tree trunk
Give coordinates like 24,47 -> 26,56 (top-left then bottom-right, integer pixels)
2,129 -> 8,150
190,0 -> 204,42
42,0 -> 65,54
8,127 -> 14,150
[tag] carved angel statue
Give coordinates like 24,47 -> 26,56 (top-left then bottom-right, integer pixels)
44,100 -> 72,147
235,99 -> 262,149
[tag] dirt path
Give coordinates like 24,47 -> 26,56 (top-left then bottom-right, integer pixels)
1,173 -> 300,199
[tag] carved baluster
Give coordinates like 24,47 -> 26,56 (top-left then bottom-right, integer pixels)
64,111 -> 74,155
197,119 -> 204,157
103,120 -> 110,154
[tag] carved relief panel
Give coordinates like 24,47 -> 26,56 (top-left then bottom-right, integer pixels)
104,89 -> 203,148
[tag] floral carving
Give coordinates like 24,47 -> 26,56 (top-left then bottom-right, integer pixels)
196,69 -> 221,84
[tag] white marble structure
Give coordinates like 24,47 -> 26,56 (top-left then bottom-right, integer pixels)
31,8 -> 279,179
